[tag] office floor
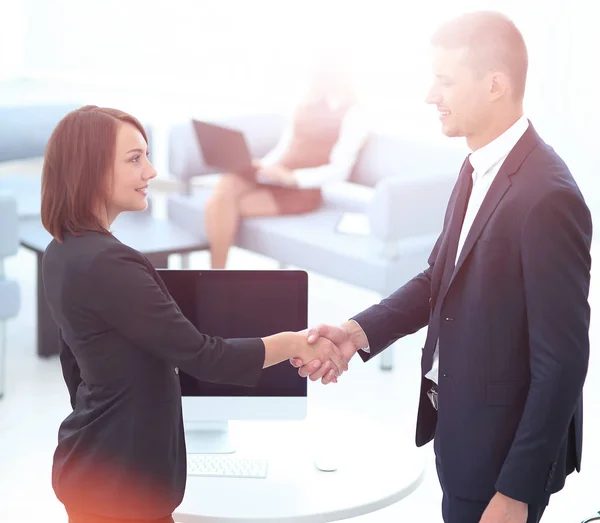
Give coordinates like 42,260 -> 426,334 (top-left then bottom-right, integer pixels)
0,194 -> 598,523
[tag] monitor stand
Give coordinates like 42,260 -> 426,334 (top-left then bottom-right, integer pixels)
184,421 -> 235,454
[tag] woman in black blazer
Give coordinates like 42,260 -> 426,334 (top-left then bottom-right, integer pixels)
40,106 -> 346,523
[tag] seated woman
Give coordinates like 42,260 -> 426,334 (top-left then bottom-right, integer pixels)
204,56 -> 369,268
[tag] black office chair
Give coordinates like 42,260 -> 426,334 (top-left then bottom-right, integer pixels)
581,511 -> 600,522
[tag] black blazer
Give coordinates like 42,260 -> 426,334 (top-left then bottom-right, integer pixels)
42,232 -> 265,520
353,123 -> 592,506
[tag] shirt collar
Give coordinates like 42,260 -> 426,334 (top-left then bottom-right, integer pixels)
469,115 -> 529,177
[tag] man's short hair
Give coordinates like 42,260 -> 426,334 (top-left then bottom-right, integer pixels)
431,11 -> 528,100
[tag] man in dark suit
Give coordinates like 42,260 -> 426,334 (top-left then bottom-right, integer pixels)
291,10 -> 592,523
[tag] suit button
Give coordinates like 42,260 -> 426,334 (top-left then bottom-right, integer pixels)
442,373 -> 448,378
444,317 -> 454,321
174,367 -> 179,375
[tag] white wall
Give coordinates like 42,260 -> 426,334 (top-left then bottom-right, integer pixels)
19,0 -> 329,109
559,2 -> 598,192
8,0 -> 599,195
15,1 -> 591,126
0,0 -> 24,81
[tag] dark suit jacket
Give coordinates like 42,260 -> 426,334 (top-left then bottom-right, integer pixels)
353,123 -> 592,506
42,232 -> 265,520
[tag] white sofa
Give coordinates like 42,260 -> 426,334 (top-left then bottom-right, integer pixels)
166,113 -> 466,370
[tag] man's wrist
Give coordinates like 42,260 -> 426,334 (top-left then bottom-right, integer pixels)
341,320 -> 369,352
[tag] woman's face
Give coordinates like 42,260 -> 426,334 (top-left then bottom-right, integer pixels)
106,122 -> 156,223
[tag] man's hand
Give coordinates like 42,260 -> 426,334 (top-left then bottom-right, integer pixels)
299,333 -> 348,378
290,321 -> 365,384
256,164 -> 297,187
479,492 -> 528,523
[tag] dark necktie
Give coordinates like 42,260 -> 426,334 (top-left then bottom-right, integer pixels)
446,157 -> 473,274
443,156 -> 474,277
422,156 -> 474,376
457,155 -> 475,231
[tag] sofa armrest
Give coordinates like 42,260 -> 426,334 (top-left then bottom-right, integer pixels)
0,190 -> 20,398
367,174 -> 455,246
0,192 -> 19,260
321,181 -> 373,213
0,104 -> 80,163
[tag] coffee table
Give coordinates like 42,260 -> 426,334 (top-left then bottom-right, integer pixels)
174,418 -> 426,522
19,211 -> 208,357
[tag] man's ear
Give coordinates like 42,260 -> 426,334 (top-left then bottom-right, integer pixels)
489,71 -> 510,101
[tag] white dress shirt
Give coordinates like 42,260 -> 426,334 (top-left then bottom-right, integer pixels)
260,101 -> 368,189
424,114 -> 530,384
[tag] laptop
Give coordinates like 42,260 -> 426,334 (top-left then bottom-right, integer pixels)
192,120 -> 256,177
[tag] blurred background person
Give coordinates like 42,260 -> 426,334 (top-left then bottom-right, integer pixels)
204,48 -> 369,269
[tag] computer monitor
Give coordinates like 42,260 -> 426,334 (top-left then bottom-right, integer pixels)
156,269 -> 308,453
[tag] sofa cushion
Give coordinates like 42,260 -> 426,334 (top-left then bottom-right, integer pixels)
166,188 -> 436,295
349,132 -> 466,187
321,181 -> 373,213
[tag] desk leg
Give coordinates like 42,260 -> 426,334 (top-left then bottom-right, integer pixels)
146,253 -> 170,269
37,252 -> 60,358
379,290 -> 395,371
0,321 -> 6,398
380,345 -> 394,371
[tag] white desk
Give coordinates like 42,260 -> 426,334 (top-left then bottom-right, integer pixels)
174,418 -> 426,522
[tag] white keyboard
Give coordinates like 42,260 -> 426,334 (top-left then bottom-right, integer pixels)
187,453 -> 268,479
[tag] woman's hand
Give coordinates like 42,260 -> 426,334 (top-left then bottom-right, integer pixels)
256,164 -> 297,187
262,331 -> 348,376
290,322 -> 365,384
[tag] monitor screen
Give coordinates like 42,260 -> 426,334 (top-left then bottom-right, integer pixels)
157,269 -> 308,398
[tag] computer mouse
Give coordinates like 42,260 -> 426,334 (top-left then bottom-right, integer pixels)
314,455 -> 338,472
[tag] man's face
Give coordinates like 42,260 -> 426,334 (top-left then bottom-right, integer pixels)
426,46 -> 493,145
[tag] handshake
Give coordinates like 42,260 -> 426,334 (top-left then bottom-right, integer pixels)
288,320 -> 369,385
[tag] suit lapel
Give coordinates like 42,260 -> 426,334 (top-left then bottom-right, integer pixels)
430,230 -> 451,301
450,173 -> 512,284
444,121 -> 543,294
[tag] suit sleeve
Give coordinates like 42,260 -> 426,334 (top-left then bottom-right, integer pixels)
351,231 -> 441,359
495,189 -> 592,504
83,245 -> 265,387
350,168 -> 466,360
